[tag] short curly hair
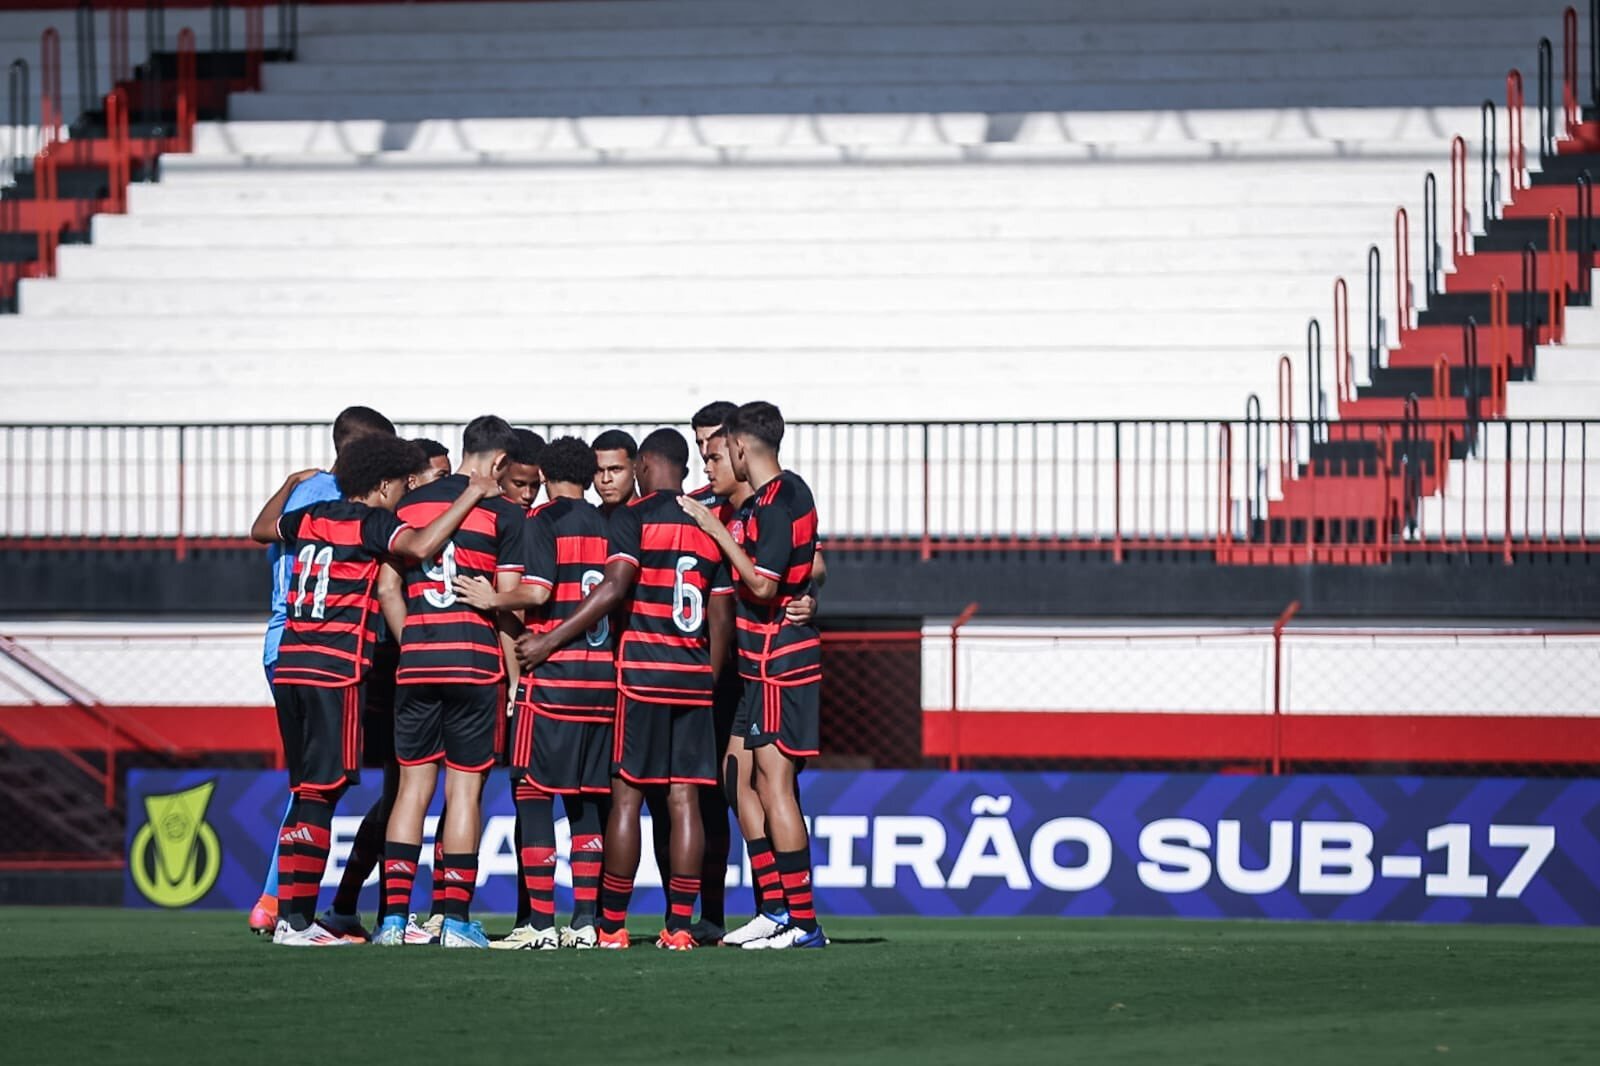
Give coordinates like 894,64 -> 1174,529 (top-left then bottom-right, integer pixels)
334,434 -> 428,499
537,436 -> 599,488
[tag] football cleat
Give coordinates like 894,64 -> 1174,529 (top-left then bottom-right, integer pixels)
491,924 -> 560,951
273,919 -> 351,947
373,915 -> 408,946
440,917 -> 491,949
404,914 -> 440,945
722,910 -> 788,946
656,929 -> 697,951
596,927 -> 630,950
688,919 -> 726,946
742,923 -> 828,951
248,894 -> 278,936
421,913 -> 444,940
318,909 -> 371,944
560,924 -> 598,950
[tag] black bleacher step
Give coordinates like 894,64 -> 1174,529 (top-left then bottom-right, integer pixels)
1,164 -> 155,202
141,47 -> 292,81
1528,153 -> 1600,185
1359,365 -> 1497,400
1420,290 -> 1578,325
0,233 -> 42,262
70,115 -> 182,140
1473,216 -> 1597,251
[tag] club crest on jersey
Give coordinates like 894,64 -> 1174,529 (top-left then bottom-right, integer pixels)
128,781 -> 223,908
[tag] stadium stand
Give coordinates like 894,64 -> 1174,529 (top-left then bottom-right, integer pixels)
2,0 -> 1595,564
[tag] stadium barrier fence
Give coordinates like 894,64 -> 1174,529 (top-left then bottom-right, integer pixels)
1,418 -> 1596,561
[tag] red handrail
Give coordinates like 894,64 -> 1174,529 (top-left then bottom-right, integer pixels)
1394,207 -> 1411,340
1508,70 -> 1527,194
36,28 -> 62,274
245,1 -> 265,90
1450,135 -> 1469,260
946,602 -> 980,772
109,6 -> 130,86
1564,6 -> 1580,137
1490,277 -> 1510,416
104,89 -> 129,213
177,27 -> 197,152
1549,209 -> 1569,342
1269,600 -> 1301,775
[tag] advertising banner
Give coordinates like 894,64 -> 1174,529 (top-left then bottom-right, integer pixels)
125,770 -> 1600,924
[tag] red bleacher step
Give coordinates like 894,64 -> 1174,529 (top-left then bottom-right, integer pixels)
1503,184 -> 1589,219
1445,251 -> 1586,293
1556,122 -> 1600,153
0,199 -> 108,234
1384,324 -> 1551,369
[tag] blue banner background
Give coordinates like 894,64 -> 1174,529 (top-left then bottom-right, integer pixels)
123,770 -> 1600,924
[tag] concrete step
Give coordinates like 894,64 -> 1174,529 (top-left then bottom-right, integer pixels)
13,274 -> 1370,316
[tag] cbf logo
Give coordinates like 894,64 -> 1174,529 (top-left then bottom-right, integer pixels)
129,781 -> 222,907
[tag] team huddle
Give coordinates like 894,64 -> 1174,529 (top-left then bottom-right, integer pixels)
248,401 -> 826,950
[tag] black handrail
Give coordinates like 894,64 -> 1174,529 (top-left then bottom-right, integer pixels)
1462,318 -> 1481,455
1580,170 -> 1595,296
1481,100 -> 1500,223
1306,319 -> 1326,444
144,0 -> 165,126
1522,242 -> 1540,375
1539,37 -> 1556,165
278,1 -> 298,57
5,58 -> 27,180
75,0 -> 98,124
1401,394 -> 1422,537
1243,394 -> 1267,523
1423,172 -> 1440,301
1366,245 -> 1383,378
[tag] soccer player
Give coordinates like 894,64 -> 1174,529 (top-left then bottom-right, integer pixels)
317,443 -> 441,943
687,402 -> 822,944
502,429 -> 546,511
679,401 -> 827,949
592,429 -> 637,515
249,404 -> 394,936
248,434 -> 502,946
455,436 -> 614,949
518,428 -> 733,950
374,415 -> 527,949
414,438 -> 452,481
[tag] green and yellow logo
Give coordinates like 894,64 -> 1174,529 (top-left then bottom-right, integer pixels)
129,781 -> 222,907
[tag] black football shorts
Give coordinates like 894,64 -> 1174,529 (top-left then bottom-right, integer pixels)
274,682 -> 362,792
732,678 -> 820,759
394,682 -> 500,773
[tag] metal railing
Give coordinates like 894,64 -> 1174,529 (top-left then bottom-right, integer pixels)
0,419 -> 1593,561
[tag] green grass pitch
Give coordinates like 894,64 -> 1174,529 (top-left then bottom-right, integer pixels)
3,909 -> 1597,1065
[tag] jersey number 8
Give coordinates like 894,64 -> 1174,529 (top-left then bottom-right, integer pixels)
672,555 -> 704,634
580,569 -> 609,648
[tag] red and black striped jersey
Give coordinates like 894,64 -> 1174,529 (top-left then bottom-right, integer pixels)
609,489 -> 734,705
734,470 -> 821,686
517,496 -> 616,721
275,500 -> 408,688
687,483 -> 736,527
394,473 -> 525,686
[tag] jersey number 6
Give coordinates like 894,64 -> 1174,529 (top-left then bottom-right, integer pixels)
672,555 -> 704,635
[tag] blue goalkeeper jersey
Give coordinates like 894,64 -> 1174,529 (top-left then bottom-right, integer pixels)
263,470 -> 341,668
